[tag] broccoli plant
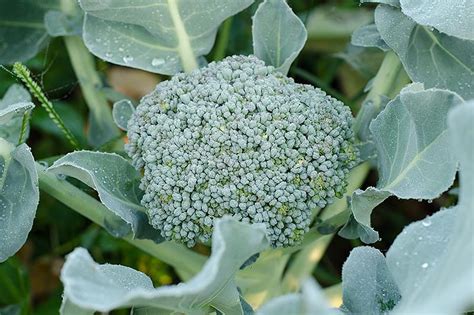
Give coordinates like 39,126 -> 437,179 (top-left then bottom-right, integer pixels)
0,0 -> 472,314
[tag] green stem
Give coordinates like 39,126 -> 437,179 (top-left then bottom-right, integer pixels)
279,162 -> 370,294
280,235 -> 333,293
36,163 -> 207,279
61,0 -> 119,147
211,18 -> 233,61
17,111 -> 30,145
353,51 -> 410,140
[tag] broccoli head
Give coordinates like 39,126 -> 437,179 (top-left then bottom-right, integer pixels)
126,55 -> 358,247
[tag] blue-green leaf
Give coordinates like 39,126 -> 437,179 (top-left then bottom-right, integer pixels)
78,0 -> 254,74
112,99 -> 134,131
48,151 -> 162,242
450,101 -> 474,207
0,103 -> 34,126
372,87 -> 461,197
0,140 -> 39,262
301,279 -> 340,315
341,247 -> 401,314
400,0 -> 474,41
0,0 -> 57,64
388,103 -> 474,314
61,217 -> 270,314
339,188 -> 390,244
0,85 -> 31,106
257,294 -> 303,315
375,4 -> 474,99
0,85 -> 33,143
339,104 -> 474,314
351,24 -> 390,51
252,0 -> 307,74
341,86 -> 462,243
44,10 -> 83,37
386,208 -> 457,313
257,279 -> 339,315
335,44 -> 385,78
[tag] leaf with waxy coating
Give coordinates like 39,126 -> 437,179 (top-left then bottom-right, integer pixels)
375,4 -> 474,99
340,86 -> 462,243
0,85 -> 33,143
341,247 -> 401,314
0,140 -> 39,262
257,279 -> 340,315
390,102 -> 474,314
44,10 -> 83,37
335,45 -> 385,78
48,150 -> 162,242
0,0 -> 57,64
112,99 -> 135,131
400,0 -> 474,41
252,0 -> 307,74
61,217 -> 270,315
78,0 -> 254,74
351,24 -> 390,51
339,188 -> 389,243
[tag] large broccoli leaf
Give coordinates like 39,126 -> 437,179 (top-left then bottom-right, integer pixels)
60,217 -> 270,314
78,0 -> 254,74
0,0 -> 57,64
375,4 -> 474,100
257,279 -> 340,315
252,0 -> 307,74
340,86 -> 462,243
0,140 -> 39,262
399,0 -> 474,41
351,24 -> 390,52
341,247 -> 401,314
389,100 -> 474,314
48,150 -> 162,242
112,99 -> 135,131
340,102 -> 474,314
0,85 -> 33,144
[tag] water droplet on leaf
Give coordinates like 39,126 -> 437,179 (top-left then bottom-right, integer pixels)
151,58 -> 165,67
422,219 -> 432,227
123,55 -> 134,63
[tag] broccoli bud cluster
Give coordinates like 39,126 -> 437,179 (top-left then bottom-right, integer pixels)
126,55 -> 358,247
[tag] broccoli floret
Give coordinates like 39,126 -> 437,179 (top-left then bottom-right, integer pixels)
126,55 -> 358,247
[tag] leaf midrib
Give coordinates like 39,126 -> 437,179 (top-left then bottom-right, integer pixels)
420,26 -> 474,74
383,128 -> 448,192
